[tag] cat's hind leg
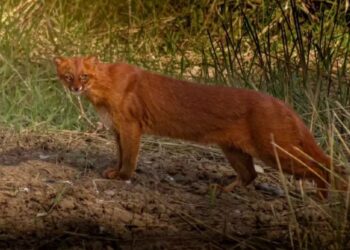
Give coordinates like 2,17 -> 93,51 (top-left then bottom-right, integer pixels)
220,145 -> 257,192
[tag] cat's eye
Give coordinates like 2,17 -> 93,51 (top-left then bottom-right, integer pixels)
64,74 -> 73,83
80,74 -> 89,83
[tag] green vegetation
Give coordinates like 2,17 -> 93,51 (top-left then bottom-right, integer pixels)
0,1 -> 349,132
0,0 -> 349,248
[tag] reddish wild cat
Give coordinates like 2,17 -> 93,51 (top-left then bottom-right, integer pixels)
54,56 -> 345,196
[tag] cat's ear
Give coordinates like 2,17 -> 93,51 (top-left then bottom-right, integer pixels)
53,56 -> 66,66
85,56 -> 99,65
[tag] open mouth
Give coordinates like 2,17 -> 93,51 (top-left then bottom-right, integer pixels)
70,86 -> 85,96
71,89 -> 84,95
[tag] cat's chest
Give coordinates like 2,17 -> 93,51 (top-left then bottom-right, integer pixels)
96,107 -> 114,129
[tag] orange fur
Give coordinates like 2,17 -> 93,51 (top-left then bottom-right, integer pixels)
54,56 -> 345,196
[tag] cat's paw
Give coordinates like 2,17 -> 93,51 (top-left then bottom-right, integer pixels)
102,167 -> 120,179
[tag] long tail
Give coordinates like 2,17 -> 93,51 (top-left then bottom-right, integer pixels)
302,132 -> 348,191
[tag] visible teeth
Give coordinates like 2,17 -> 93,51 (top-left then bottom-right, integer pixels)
71,90 -> 83,96
69,86 -> 85,95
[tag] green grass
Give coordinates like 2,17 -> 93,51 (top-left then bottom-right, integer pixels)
0,0 -> 349,248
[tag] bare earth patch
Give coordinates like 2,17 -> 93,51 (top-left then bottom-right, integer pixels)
0,129 -> 348,249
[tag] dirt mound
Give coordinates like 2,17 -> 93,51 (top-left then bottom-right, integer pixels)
0,130 -> 347,249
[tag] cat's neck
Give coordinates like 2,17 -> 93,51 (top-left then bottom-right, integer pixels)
85,63 -> 123,107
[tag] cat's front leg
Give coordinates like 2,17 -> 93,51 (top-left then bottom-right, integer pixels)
102,130 -> 121,178
102,122 -> 141,180
113,131 -> 122,170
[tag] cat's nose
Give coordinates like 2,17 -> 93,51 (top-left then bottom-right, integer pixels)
71,86 -> 82,92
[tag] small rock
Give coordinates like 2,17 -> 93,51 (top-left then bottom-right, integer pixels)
172,174 -> 187,182
165,175 -> 175,182
39,154 -> 50,160
255,183 -> 284,196
20,187 -> 30,193
60,180 -> 73,186
257,213 -> 271,224
59,198 -> 76,210
36,212 -> 48,217
104,190 -> 116,196
254,164 -> 264,173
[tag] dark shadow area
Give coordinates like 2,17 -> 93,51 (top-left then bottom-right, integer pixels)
0,135 -> 115,173
0,133 -> 291,250
0,134 -> 232,187
1,219 -> 122,250
0,219 -> 284,250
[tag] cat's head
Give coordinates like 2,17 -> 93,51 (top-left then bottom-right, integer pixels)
54,56 -> 99,95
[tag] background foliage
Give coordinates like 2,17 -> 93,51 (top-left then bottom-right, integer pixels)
0,0 -> 349,149
0,0 -> 350,129
0,1 -> 350,248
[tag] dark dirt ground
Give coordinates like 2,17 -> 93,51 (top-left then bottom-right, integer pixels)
0,128 -> 348,250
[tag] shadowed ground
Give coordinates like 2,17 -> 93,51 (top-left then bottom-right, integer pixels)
0,130 -> 343,249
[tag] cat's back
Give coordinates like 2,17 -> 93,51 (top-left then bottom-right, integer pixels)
101,63 -> 288,118
100,62 -> 141,79
142,71 -> 273,110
